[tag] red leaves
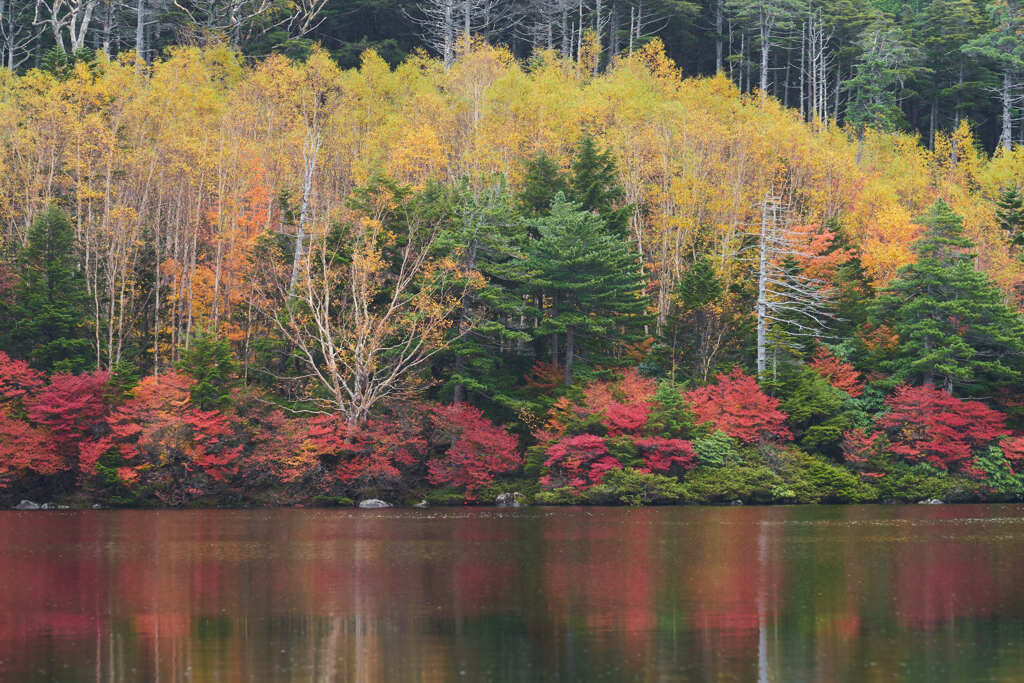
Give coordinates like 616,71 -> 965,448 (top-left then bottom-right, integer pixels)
305,414 -> 426,484
634,437 -> 697,475
809,346 -> 864,398
0,407 -> 57,484
0,352 -> 45,404
542,434 -> 622,491
684,368 -> 792,444
26,371 -> 110,474
878,384 -> 1009,475
426,404 -> 521,499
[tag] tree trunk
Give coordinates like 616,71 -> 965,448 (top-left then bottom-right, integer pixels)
756,198 -> 768,378
1001,69 -> 1013,152
136,0 -> 146,59
564,324 -> 574,386
715,0 -> 723,73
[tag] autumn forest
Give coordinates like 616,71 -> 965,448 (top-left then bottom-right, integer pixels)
3,21 -> 1024,507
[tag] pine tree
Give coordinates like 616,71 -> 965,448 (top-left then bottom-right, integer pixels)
996,185 -> 1024,254
868,199 -> 1024,396
519,151 -> 569,218
568,136 -> 631,236
525,196 -> 650,385
4,206 -> 92,373
430,178 -> 530,406
177,333 -> 239,411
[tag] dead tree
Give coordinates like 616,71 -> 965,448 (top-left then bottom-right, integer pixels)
755,194 -> 833,379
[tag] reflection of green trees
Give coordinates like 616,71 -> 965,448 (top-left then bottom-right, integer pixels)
3,509 -> 1024,680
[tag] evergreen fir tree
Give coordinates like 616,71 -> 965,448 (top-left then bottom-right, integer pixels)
525,196 -> 650,386
5,206 -> 92,373
177,333 -> 239,411
996,185 -> 1024,254
431,178 -> 531,407
569,136 -> 631,236
519,151 -> 568,218
868,199 -> 1024,396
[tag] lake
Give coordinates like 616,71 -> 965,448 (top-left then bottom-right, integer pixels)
2,505 -> 1024,681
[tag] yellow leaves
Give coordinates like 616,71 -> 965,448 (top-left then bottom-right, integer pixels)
386,123 -> 447,187
861,205 -> 922,286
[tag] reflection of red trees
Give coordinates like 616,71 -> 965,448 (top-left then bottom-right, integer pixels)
894,539 -> 996,629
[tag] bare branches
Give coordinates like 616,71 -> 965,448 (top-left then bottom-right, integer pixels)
755,194 -> 834,378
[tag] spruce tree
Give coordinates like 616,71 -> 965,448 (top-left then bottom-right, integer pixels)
525,196 -> 650,386
5,206 -> 92,373
996,185 -> 1024,254
868,199 -> 1024,396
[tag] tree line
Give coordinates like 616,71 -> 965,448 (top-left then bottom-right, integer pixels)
4,0 -> 1024,151
2,43 -> 1024,505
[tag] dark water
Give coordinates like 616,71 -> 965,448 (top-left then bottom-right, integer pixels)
2,506 -> 1024,682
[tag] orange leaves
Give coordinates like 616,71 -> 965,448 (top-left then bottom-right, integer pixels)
808,346 -> 864,398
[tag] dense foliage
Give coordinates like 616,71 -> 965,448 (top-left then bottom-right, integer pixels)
3,43 -> 1024,506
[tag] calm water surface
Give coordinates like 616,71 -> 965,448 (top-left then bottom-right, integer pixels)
2,505 -> 1024,682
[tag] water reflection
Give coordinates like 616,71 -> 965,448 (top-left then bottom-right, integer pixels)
1,505 -> 1024,681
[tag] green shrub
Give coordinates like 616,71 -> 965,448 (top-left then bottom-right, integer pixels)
870,462 -> 958,502
584,468 -> 684,506
311,495 -> 354,507
425,489 -> 466,506
681,465 -> 784,504
692,430 -> 739,468
779,451 -> 878,503
533,487 -> 579,505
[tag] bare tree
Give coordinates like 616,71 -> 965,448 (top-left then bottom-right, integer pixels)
726,0 -> 805,106
1,0 -> 39,67
34,0 -> 98,51
754,195 -> 833,379
172,0 -> 275,46
255,181 -> 480,424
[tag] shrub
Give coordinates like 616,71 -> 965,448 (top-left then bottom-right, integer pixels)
584,468 -> 684,506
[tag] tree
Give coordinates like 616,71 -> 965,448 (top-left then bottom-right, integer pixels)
996,185 -> 1024,257
5,206 -> 91,373
878,383 -> 1010,476
754,196 -> 834,379
963,0 -> 1024,151
303,410 -> 427,490
430,178 -> 528,405
541,433 -> 622,491
253,178 -> 479,425
26,370 -> 110,475
524,195 -> 650,385
177,333 -> 239,411
726,0 -> 804,106
868,200 -> 1024,396
426,403 -> 521,499
684,367 -> 792,444
844,16 -> 919,159
808,344 -> 863,397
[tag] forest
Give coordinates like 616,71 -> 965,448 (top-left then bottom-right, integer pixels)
2,29 -> 1024,507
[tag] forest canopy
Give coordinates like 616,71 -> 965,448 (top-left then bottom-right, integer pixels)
2,39 -> 1024,506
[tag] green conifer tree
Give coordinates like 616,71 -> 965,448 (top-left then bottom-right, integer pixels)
868,199 -> 1024,395
5,206 -> 92,373
525,196 -> 650,386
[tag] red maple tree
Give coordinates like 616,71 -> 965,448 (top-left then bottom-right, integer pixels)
304,414 -> 426,486
426,404 -> 521,499
26,371 -> 111,474
0,352 -> 45,404
542,434 -> 622,492
634,437 -> 698,475
0,407 -> 58,485
684,368 -> 792,444
878,384 -> 1009,476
